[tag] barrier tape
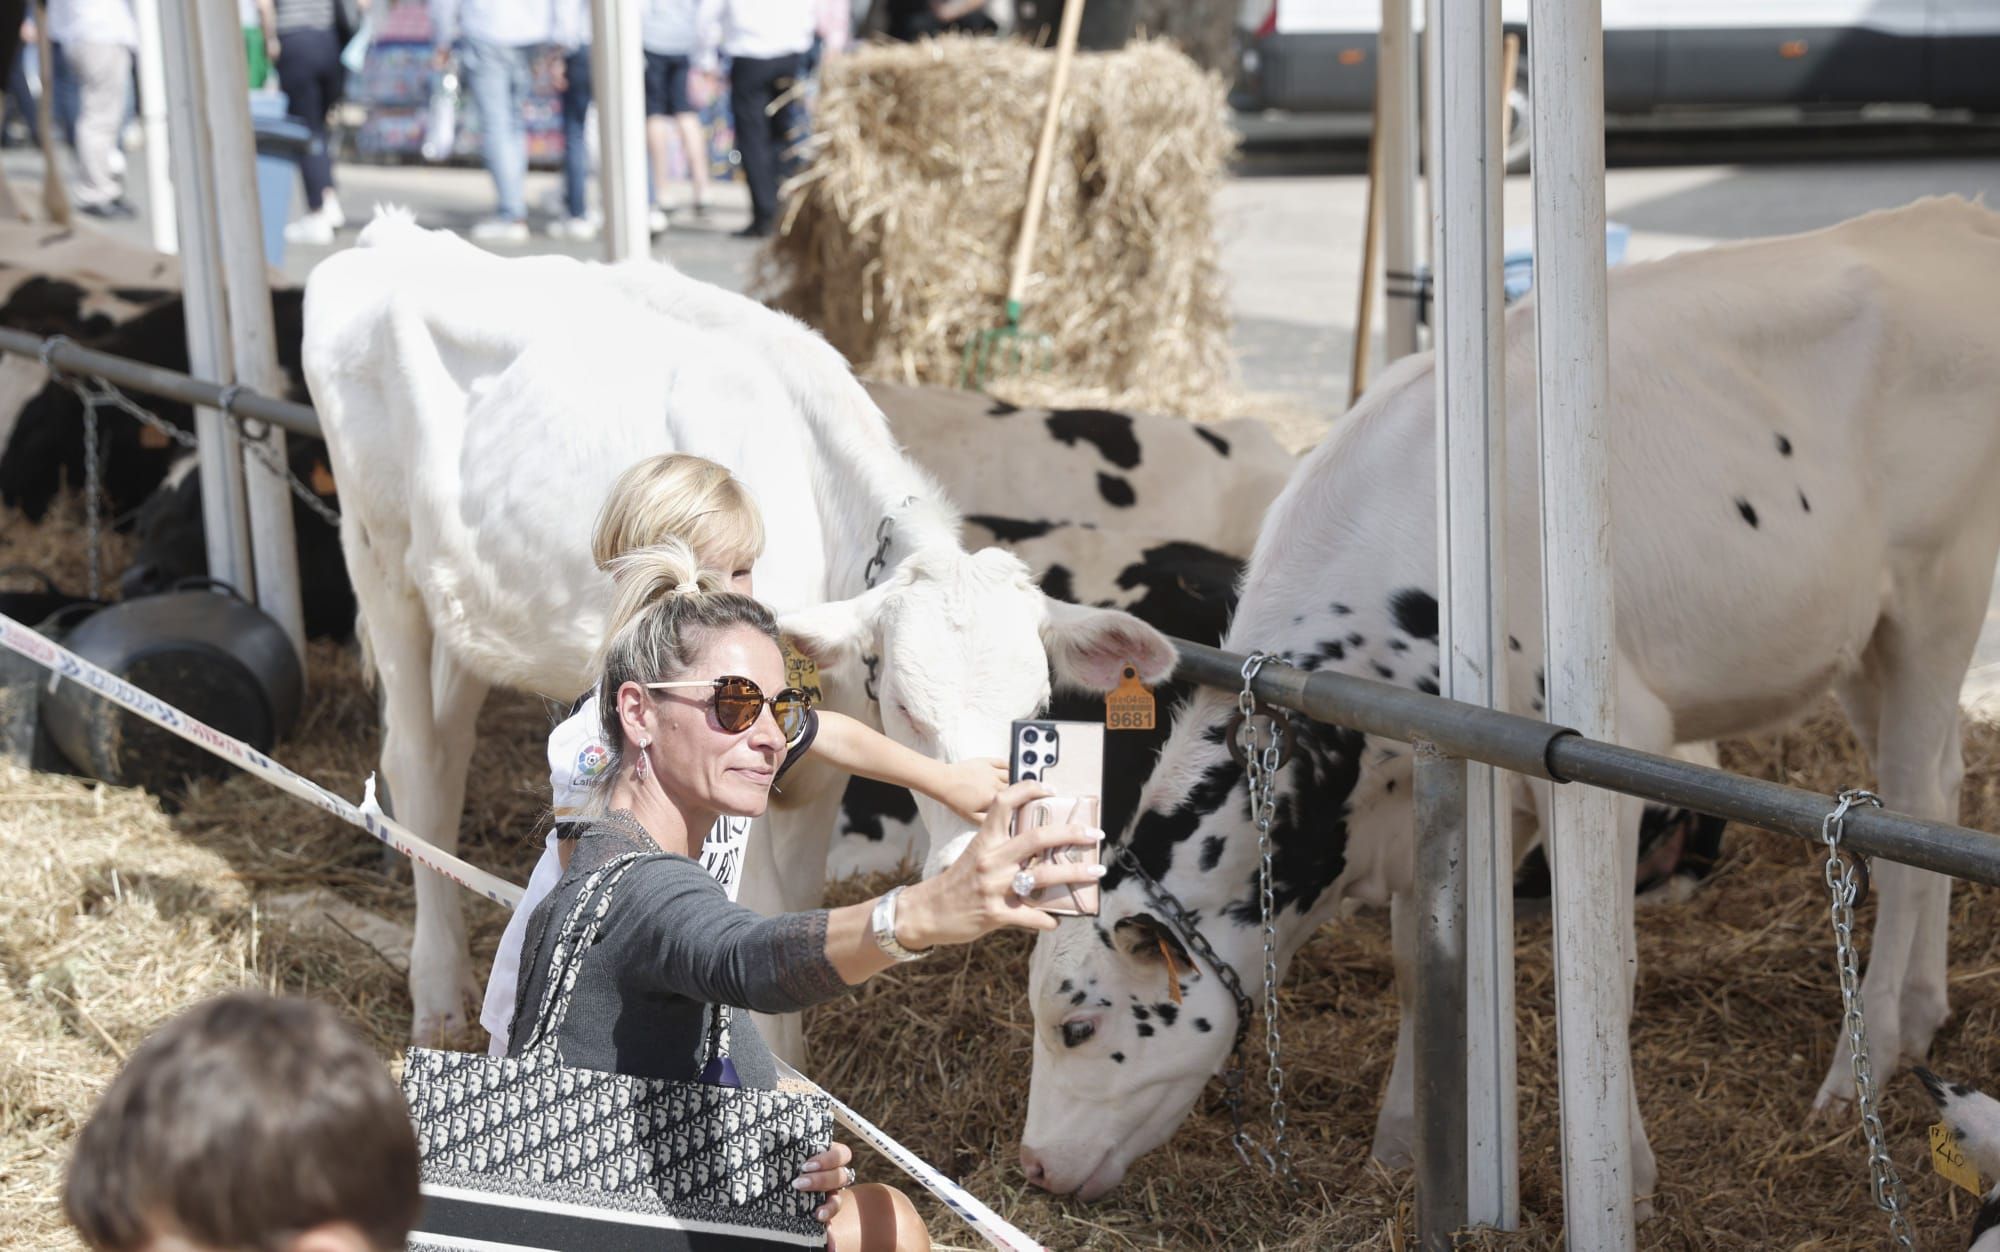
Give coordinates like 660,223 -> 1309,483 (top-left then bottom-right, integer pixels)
0,611 -> 1047,1252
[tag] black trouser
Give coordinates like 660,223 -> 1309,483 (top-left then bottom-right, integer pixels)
728,51 -> 804,230
276,25 -> 343,211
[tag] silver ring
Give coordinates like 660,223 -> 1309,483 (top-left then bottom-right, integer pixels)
1011,868 -> 1038,899
842,1166 -> 857,1188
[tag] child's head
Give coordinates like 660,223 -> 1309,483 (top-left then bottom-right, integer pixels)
592,454 -> 765,593
64,992 -> 419,1252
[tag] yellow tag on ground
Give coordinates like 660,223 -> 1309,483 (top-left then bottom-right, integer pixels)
1931,1122 -> 1984,1196
1105,665 -> 1156,732
781,641 -> 823,703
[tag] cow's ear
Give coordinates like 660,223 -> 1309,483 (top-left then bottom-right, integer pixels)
1041,598 -> 1177,692
1111,913 -> 1199,981
778,594 -> 879,671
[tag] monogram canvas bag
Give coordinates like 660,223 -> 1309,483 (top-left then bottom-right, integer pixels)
402,853 -> 834,1250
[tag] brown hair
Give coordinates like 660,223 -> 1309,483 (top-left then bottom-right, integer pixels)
64,992 -> 420,1252
590,453 -> 765,574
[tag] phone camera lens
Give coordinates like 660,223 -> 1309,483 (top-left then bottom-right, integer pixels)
1045,730 -> 1059,747
1021,770 -> 1038,781
1023,727 -> 1040,744
1022,750 -> 1039,766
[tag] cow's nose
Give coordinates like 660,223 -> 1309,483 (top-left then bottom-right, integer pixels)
1019,1145 -> 1049,1190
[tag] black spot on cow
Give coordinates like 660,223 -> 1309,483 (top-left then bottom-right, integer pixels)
1534,669 -> 1546,697
1110,1051 -> 1126,1063
1193,426 -> 1231,456
1776,434 -> 1793,456
1736,498 -> 1759,528
1292,613 -> 1304,624
1109,754 -> 1244,892
1096,927 -> 1115,949
1799,491 -> 1811,513
1331,602 -> 1351,616
1039,563 -> 1076,604
1199,835 -> 1225,871
1058,979 -> 1073,994
1070,990 -> 1087,1006
1388,639 -> 1408,653
1132,1005 -> 1150,1022
986,399 -> 1020,416
1416,677 -> 1439,696
1346,632 -> 1365,648
1154,1003 -> 1179,1026
1389,588 -> 1439,642
1508,636 -> 1522,653
1371,661 -> 1395,680
1112,541 -> 1242,645
967,514 -> 1060,543
1096,473 -> 1136,508
1135,1023 -> 1155,1038
1193,1018 -> 1212,1033
837,776 -> 919,842
1309,639 -> 1345,666
1047,409 -> 1142,469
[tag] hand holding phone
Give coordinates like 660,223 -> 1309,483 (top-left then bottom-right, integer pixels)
1008,720 -> 1105,916
1018,794 -> 1101,916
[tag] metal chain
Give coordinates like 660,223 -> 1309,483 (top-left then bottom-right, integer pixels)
1236,652 -> 1299,1190
82,389 -> 102,599
1821,788 -> 1917,1251
237,423 -> 344,529
858,500 -> 915,704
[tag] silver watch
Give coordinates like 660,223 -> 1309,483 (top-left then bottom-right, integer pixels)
871,885 -> 929,961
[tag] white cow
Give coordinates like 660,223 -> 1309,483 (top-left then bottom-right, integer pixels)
301,213 -> 1175,1044
1020,198 -> 2000,1205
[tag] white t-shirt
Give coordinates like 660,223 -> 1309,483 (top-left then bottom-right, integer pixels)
480,696 -> 753,1053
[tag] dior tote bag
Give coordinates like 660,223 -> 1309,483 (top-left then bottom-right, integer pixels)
402,852 -> 834,1250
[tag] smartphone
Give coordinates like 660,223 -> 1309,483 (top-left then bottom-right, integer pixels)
1008,719 -> 1103,916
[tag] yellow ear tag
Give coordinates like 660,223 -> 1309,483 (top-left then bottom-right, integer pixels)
1931,1123 -> 1984,1196
1106,664 -> 1156,732
1157,937 -> 1182,1005
781,640 -> 823,704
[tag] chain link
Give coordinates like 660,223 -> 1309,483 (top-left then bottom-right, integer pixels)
82,390 -> 102,599
1236,652 -> 1299,1190
1821,788 -> 1917,1251
857,499 -> 915,704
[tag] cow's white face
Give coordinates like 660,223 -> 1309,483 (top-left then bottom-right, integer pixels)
1023,679 -> 1415,1197
782,545 -> 1176,871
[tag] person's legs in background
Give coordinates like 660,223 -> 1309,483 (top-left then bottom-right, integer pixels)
50,39 -> 78,147
553,44 -> 595,238
641,50 -> 672,233
729,52 -> 797,237
4,45 -> 40,147
460,35 -> 530,239
66,41 -> 130,214
663,54 -> 706,218
277,25 -> 343,242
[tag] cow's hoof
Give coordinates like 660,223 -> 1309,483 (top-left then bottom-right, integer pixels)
409,973 -> 483,1049
1634,1195 -> 1656,1223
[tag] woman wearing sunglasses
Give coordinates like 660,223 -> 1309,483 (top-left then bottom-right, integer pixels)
504,538 -> 1103,1252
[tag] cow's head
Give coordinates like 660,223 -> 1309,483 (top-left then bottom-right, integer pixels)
781,542 -> 1177,873
1022,641 -> 1413,1198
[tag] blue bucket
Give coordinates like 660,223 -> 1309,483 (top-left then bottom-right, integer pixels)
247,91 -> 312,269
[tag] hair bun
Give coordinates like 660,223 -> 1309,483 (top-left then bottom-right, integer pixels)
672,580 -> 701,595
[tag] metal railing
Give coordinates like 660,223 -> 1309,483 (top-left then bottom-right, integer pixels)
0,327 -> 322,439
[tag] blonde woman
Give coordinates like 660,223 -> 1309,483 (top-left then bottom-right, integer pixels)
481,454 -> 1005,1052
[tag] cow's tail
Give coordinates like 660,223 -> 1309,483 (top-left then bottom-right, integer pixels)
353,204 -> 424,250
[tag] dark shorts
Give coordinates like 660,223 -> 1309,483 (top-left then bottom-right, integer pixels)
643,51 -> 693,117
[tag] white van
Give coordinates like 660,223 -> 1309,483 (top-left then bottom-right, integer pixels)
1237,1 -> 2000,168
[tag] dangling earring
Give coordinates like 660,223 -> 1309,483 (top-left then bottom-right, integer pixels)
633,740 -> 652,782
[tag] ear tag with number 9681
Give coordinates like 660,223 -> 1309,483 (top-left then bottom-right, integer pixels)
1105,665 -> 1156,732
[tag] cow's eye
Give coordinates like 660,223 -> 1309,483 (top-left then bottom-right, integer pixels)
1061,1020 -> 1095,1048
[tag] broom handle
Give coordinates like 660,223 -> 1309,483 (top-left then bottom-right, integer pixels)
1007,0 -> 1086,309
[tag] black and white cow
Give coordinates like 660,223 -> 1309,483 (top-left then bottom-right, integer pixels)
1917,1068 -> 2000,1251
1020,198 -> 2000,1206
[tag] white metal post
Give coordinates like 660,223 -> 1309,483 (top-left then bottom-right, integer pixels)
1529,0 -> 1633,1246
131,0 -> 176,254
591,0 -> 649,261
159,1 -> 253,597
190,0 -> 306,662
1423,0 -> 1516,1230
1379,0 -> 1420,363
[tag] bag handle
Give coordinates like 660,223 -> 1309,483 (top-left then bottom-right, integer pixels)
518,851 -> 650,1055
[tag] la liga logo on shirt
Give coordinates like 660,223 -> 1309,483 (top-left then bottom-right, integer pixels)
574,741 -> 613,779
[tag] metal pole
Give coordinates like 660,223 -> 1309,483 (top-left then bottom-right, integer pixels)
1529,0 -> 1632,1244
190,0 -> 306,664
1423,0 -> 1515,1227
160,1 -> 253,597
591,0 -> 649,261
1412,743 -> 1470,1251
131,0 -> 176,254
1379,0 -> 1420,362
0,330 -> 321,437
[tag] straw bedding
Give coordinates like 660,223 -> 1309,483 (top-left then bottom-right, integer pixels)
757,36 -> 1243,422
3,495 -> 1999,1249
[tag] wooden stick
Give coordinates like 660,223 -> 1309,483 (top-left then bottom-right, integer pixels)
1006,0 -> 1086,310
1348,116 -> 1384,407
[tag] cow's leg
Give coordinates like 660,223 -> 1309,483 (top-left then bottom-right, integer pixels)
1816,553 -> 1988,1109
1371,890 -> 1416,1168
741,767 -> 847,1066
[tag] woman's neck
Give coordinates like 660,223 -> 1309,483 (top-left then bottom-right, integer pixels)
604,777 -> 717,858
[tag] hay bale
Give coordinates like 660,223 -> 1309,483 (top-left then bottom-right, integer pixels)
758,36 -> 1239,420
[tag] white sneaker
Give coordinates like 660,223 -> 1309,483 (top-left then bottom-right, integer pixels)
320,193 -> 346,230
647,206 -> 670,235
284,211 -> 336,245
470,217 -> 530,244
548,215 -> 600,241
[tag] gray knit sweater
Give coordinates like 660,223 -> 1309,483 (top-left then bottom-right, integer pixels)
506,812 -> 849,1089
